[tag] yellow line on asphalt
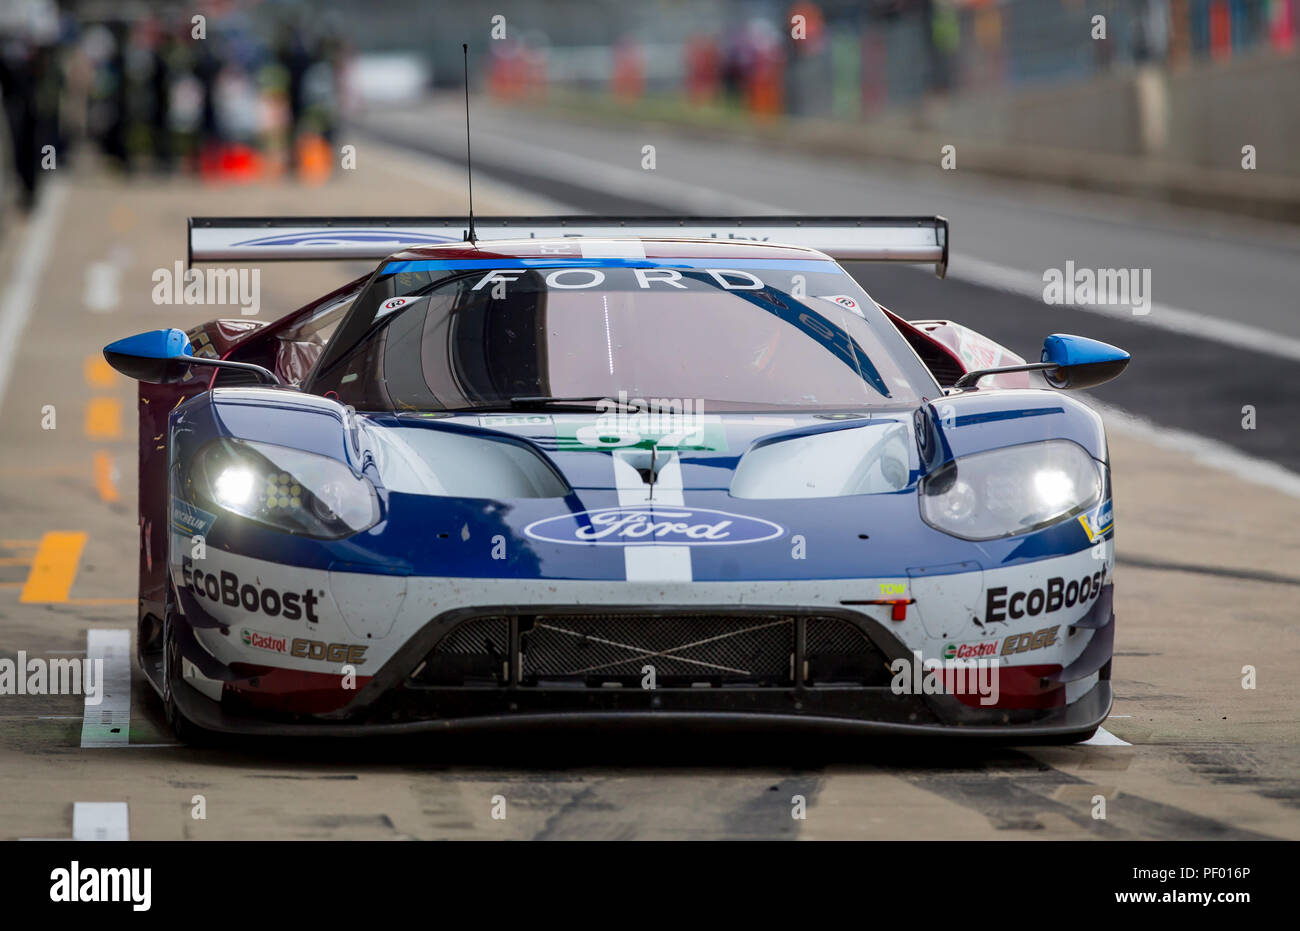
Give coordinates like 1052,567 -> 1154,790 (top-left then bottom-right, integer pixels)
19,532 -> 88,603
84,355 -> 117,388
85,397 -> 123,439
92,451 -> 119,503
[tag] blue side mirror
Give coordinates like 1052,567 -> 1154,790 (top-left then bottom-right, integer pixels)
1041,334 -> 1131,389
103,328 -> 196,383
103,327 -> 283,386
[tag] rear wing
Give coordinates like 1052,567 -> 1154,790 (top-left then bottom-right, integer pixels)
188,215 -> 949,277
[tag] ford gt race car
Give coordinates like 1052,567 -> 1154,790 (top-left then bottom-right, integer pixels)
103,216 -> 1128,743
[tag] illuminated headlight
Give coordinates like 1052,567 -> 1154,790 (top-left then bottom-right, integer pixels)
919,440 -> 1102,541
190,438 -> 379,539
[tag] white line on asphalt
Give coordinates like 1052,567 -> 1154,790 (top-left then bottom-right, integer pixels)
946,252 -> 1300,364
80,629 -> 131,748
1081,726 -> 1132,747
72,801 -> 130,840
0,182 -> 68,415
1092,399 -> 1300,500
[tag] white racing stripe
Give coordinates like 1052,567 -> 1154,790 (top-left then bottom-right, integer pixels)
613,451 -> 693,582
0,182 -> 68,415
80,629 -> 131,748
72,802 -> 130,840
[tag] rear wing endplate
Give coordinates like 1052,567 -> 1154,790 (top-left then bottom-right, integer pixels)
188,215 -> 949,277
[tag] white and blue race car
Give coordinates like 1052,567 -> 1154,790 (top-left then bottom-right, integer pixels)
104,216 -> 1127,743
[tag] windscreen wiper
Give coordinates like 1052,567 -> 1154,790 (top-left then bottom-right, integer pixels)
506,396 -> 646,412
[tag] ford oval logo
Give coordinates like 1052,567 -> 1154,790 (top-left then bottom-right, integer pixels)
524,506 -> 784,547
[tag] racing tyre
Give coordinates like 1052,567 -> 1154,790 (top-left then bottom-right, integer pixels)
163,615 -> 222,747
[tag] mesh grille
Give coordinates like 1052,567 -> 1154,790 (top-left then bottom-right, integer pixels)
414,613 -> 881,687
523,614 -> 794,682
807,617 -> 873,656
433,617 -> 509,656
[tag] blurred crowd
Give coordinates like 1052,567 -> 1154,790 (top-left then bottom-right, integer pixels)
0,0 -> 353,215
488,0 -> 1297,119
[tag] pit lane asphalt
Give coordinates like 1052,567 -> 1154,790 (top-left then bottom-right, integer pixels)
0,137 -> 1296,840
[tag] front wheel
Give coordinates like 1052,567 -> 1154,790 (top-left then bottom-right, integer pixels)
162,615 -> 222,747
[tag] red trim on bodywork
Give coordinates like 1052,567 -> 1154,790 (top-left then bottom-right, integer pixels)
946,663 -> 1066,710
225,663 -> 372,714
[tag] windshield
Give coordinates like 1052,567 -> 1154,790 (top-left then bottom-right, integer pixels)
308,257 -> 936,412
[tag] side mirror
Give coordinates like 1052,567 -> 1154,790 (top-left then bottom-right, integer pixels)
103,328 -> 282,386
102,328 -> 195,384
952,333 -> 1130,390
1040,334 -> 1130,389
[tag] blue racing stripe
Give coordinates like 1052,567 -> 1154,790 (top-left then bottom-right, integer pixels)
382,258 -> 846,274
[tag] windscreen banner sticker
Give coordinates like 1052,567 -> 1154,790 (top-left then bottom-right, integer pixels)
1078,499 -> 1114,542
477,414 -> 555,429
556,415 -> 728,452
171,498 -> 216,537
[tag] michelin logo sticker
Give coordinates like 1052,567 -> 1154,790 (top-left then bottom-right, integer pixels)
171,498 -> 217,536
1078,499 -> 1114,542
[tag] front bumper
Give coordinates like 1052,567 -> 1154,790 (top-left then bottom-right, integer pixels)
165,601 -> 1114,741
170,668 -> 1113,740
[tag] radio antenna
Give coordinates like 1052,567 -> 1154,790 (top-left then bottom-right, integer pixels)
462,43 -> 477,244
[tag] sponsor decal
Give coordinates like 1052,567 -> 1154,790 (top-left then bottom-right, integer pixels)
377,295 -> 425,317
241,629 -> 367,665
817,294 -> 865,317
943,640 -> 999,661
984,572 -> 1104,623
942,625 -> 1061,661
524,506 -> 783,547
1078,499 -> 1114,542
1000,624 -> 1060,656
171,498 -> 216,536
241,628 -> 287,654
290,638 -> 368,665
182,557 -> 321,622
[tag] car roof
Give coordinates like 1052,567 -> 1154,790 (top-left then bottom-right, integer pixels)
385,237 -> 836,264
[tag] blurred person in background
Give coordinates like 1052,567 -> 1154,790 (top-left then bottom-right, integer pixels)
0,0 -> 61,211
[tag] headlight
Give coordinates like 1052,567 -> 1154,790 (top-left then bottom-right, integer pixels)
189,438 -> 379,539
920,440 -> 1101,540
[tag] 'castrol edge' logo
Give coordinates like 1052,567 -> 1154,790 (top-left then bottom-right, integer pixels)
524,507 -> 783,546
